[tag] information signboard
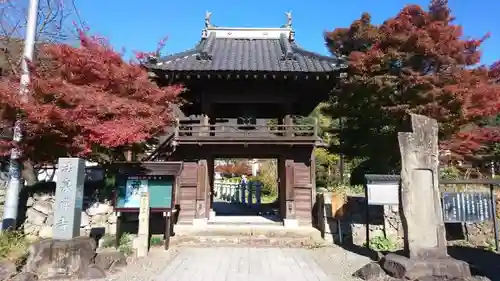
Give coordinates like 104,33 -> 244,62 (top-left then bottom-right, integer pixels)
115,175 -> 173,210
442,192 -> 493,223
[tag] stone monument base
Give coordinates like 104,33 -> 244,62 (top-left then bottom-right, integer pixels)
19,237 -> 127,280
353,253 -> 490,281
381,253 -> 471,280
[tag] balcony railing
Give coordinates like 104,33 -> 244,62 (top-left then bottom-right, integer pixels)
173,119 -> 319,141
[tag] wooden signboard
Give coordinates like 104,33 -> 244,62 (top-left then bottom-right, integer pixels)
330,192 -> 346,218
112,161 -> 183,250
113,162 -> 183,212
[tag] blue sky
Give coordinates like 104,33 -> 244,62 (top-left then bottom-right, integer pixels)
77,0 -> 499,65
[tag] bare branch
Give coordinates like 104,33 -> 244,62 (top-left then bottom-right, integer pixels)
0,0 -> 82,74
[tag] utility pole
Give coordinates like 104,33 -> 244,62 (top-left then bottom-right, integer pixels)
2,0 -> 39,231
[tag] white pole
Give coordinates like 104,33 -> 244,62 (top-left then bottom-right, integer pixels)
2,0 -> 39,231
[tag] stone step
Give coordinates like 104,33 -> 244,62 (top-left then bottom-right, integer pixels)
169,235 -> 323,248
170,224 -> 325,248
208,215 -> 282,226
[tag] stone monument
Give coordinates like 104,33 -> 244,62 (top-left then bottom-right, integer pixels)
398,113 -> 447,258
53,158 -> 85,240
136,192 -> 150,257
382,114 -> 471,279
354,114 -> 474,280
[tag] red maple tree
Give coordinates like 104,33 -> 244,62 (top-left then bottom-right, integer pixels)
324,0 -> 500,163
215,161 -> 251,176
0,30 -> 183,182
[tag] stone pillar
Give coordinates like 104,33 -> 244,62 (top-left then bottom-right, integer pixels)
241,182 -> 246,204
229,183 -> 236,202
136,192 -> 150,257
53,158 -> 85,240
284,115 -> 293,137
376,114 -> 471,280
247,182 -> 253,207
234,183 -> 240,203
398,114 -> 446,258
255,182 -> 262,209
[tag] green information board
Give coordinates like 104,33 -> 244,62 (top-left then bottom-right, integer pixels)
115,175 -> 173,209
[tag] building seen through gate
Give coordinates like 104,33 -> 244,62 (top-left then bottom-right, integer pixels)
144,12 -> 344,227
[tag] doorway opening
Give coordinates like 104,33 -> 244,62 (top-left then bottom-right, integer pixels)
211,158 -> 281,224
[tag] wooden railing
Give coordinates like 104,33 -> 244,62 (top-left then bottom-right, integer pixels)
174,119 -> 318,139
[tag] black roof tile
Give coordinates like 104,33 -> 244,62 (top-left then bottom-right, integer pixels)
147,27 -> 344,73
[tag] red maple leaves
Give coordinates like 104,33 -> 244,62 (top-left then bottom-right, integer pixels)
215,162 -> 251,176
0,31 -> 183,163
325,0 -> 500,158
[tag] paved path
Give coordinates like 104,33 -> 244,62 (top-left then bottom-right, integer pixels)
155,248 -> 332,281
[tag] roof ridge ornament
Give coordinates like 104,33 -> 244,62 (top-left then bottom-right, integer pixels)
283,11 -> 292,29
205,11 -> 214,28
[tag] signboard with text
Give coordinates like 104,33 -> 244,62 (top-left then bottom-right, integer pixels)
115,175 -> 174,211
442,192 -> 493,223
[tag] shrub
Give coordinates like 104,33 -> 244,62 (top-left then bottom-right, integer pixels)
254,160 -> 278,196
365,236 -> 396,252
99,234 -> 115,248
118,233 -> 133,256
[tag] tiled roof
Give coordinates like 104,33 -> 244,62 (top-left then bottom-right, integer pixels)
147,27 -> 344,73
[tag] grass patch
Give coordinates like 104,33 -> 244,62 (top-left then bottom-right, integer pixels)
150,236 -> 163,246
118,233 -> 134,256
99,234 -> 115,248
364,235 -> 397,252
0,230 -> 29,267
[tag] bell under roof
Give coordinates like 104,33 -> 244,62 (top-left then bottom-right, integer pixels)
146,12 -> 345,74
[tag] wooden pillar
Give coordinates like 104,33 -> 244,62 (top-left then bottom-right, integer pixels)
284,159 -> 295,219
278,156 -> 286,219
195,160 -> 209,224
200,115 -> 209,136
125,150 -> 133,161
284,115 -> 293,137
310,149 -> 317,206
200,92 -> 211,137
207,155 -> 215,218
283,102 -> 293,137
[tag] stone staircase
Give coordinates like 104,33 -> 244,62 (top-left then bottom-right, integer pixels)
170,224 -> 325,248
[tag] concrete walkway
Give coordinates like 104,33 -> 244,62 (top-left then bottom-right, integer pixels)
155,248 -> 331,281
212,199 -> 258,215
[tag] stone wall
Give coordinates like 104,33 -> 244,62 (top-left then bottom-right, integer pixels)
23,192 -> 117,239
0,180 -> 117,239
322,192 -> 497,249
323,193 -> 403,247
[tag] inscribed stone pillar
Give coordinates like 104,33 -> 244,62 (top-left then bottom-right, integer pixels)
398,114 -> 447,258
53,158 -> 85,240
136,192 -> 150,257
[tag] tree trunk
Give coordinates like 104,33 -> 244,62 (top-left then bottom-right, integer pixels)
21,159 -> 38,186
